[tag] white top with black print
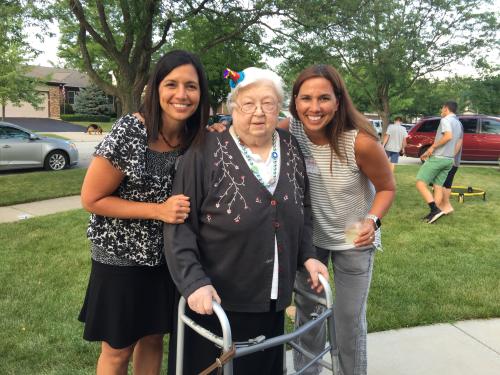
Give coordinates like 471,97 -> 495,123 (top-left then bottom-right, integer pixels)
87,114 -> 180,266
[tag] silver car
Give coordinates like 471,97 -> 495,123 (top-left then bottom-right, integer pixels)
0,122 -> 79,171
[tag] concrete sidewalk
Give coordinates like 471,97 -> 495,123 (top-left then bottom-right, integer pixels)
284,318 -> 500,374
1,197 -> 499,373
0,195 -> 82,223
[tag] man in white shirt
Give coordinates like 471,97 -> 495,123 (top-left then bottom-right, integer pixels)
383,116 -> 408,172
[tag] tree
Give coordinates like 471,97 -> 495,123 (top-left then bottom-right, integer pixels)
171,14 -> 266,114
0,1 -> 44,120
279,0 -> 499,128
73,84 -> 112,115
52,0 -> 283,116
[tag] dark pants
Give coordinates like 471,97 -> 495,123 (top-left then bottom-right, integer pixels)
170,301 -> 284,375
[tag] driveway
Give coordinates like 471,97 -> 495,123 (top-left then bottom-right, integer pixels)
4,117 -> 87,132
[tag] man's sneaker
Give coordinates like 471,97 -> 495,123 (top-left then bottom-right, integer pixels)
422,212 -> 433,221
427,209 -> 445,224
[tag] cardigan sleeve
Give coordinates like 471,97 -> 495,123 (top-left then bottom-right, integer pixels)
163,145 -> 212,299
293,134 -> 317,266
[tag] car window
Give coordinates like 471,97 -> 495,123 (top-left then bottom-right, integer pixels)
0,127 -> 30,140
481,119 -> 500,135
417,119 -> 440,132
460,118 -> 478,134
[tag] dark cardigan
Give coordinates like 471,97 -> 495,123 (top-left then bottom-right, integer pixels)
164,128 -> 317,313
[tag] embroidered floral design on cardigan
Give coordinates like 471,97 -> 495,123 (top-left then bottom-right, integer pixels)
213,137 -> 249,216
283,135 -> 305,208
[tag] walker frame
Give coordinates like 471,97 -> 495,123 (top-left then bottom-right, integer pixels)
176,274 -> 338,374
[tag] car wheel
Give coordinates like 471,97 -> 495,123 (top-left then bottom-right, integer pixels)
44,150 -> 68,171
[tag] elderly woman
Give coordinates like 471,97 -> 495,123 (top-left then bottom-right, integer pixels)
164,67 -> 328,374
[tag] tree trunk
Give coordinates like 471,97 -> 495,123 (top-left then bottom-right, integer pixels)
1,104 -> 5,121
116,88 -> 142,116
377,88 -> 391,135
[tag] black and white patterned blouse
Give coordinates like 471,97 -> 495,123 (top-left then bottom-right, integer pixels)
87,114 -> 180,266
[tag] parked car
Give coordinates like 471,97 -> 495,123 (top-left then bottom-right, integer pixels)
369,119 -> 383,137
404,115 -> 500,162
402,123 -> 415,132
0,122 -> 79,171
208,114 -> 232,126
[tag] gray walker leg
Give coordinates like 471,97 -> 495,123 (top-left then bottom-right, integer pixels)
175,275 -> 336,374
176,297 -> 233,374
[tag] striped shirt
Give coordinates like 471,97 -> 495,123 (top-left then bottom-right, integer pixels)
290,118 -> 380,250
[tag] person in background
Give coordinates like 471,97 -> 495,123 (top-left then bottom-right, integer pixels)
416,101 -> 462,223
78,50 -> 210,375
279,64 -> 395,375
383,116 -> 408,172
164,67 -> 328,375
434,115 -> 463,215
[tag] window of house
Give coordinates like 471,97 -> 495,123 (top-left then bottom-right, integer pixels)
481,119 -> 500,134
67,91 -> 78,104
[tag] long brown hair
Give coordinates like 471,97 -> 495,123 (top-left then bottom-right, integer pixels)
140,50 -> 210,149
289,64 -> 376,161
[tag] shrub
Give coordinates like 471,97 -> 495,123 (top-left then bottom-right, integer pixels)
73,84 -> 111,116
60,103 -> 74,114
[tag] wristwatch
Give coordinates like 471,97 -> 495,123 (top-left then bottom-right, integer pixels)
365,214 -> 381,230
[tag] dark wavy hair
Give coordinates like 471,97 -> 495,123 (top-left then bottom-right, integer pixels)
289,64 -> 376,161
140,50 -> 210,148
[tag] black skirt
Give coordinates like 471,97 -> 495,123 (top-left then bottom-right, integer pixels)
78,259 -> 177,349
170,301 -> 284,375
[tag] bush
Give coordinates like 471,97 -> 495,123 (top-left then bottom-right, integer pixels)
73,84 -> 111,116
60,103 -> 74,114
60,114 -> 110,122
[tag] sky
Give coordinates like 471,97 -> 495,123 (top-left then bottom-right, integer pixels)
28,6 -> 499,79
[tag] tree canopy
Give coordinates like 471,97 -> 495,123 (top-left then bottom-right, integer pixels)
0,0 -> 44,120
52,0 -> 283,115
278,0 -> 499,127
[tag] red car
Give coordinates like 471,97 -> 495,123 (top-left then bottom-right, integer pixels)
404,115 -> 500,162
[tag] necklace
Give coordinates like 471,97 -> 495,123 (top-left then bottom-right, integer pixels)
159,131 -> 181,149
234,130 -> 279,189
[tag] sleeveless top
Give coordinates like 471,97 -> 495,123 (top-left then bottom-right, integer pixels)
290,117 -> 380,250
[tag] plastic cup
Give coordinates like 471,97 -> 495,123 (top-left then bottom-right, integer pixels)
344,220 -> 363,245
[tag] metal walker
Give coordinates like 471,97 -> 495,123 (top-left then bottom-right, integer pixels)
176,274 -> 338,374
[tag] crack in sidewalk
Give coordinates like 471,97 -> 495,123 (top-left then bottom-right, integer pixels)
451,323 -> 500,356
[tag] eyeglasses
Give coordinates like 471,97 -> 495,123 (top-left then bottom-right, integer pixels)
236,101 -> 277,114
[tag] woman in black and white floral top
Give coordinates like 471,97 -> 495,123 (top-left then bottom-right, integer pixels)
78,50 -> 210,374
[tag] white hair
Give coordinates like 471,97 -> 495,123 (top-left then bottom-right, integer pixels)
227,67 -> 284,112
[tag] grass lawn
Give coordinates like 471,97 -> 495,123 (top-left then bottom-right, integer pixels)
369,165 -> 500,331
0,165 -> 498,373
69,121 -> 115,132
0,168 -> 86,206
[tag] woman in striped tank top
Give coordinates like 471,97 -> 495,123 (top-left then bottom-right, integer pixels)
280,65 -> 395,375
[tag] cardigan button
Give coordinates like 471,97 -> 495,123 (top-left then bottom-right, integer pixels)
270,199 -> 277,206
274,221 -> 280,228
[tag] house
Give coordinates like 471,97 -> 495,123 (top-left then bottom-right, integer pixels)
4,66 -> 90,119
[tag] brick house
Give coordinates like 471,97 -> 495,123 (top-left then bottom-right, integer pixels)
4,66 -> 91,119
